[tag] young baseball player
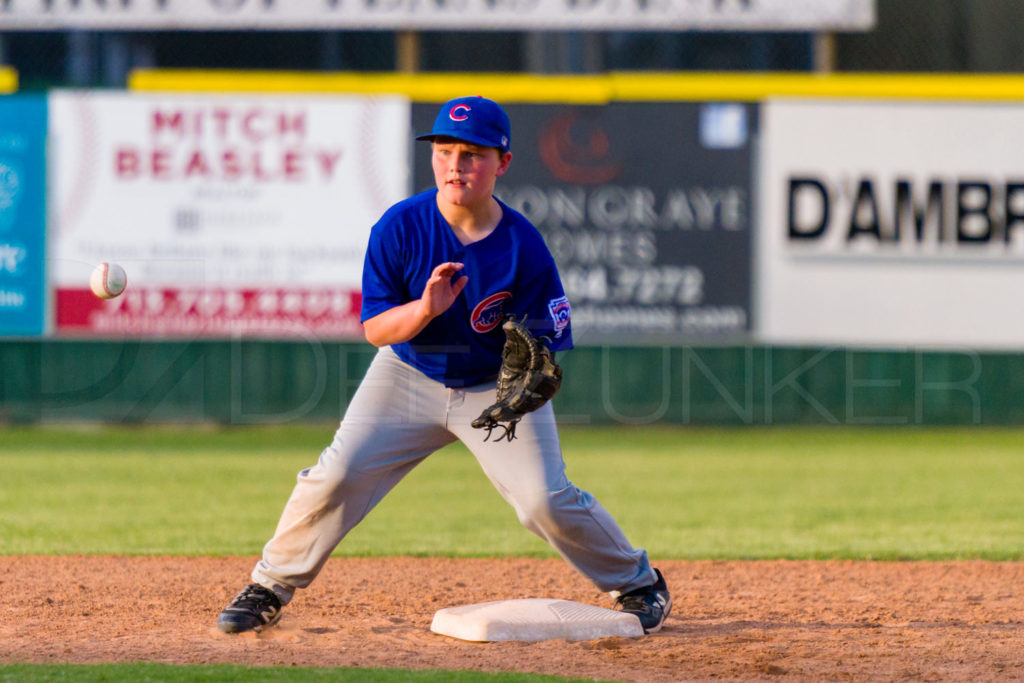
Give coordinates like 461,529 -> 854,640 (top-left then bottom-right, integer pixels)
217,96 -> 671,635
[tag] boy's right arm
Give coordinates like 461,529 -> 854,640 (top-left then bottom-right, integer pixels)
363,262 -> 468,347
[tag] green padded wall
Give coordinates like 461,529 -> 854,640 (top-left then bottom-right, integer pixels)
1,341 -> 1021,426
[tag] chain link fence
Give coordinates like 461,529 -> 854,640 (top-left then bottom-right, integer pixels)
835,0 -> 1024,72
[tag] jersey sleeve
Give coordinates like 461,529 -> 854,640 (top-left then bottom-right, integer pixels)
516,250 -> 574,352
360,220 -> 409,323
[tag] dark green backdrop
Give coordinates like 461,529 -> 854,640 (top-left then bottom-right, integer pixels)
1,341 -> 1017,426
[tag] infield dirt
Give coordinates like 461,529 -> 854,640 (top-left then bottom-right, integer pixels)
2,556 -> 1022,681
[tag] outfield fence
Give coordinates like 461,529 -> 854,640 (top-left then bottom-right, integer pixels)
2,340 -> 1019,426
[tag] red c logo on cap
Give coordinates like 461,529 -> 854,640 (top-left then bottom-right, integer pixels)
449,104 -> 471,122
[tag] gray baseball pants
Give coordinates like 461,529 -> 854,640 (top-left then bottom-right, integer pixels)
252,345 -> 655,604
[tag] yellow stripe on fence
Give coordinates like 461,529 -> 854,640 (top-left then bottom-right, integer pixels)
609,72 -> 1024,101
129,69 -> 1024,102
128,70 -> 611,103
0,67 -> 18,94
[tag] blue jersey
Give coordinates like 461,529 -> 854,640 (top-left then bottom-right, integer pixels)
361,189 -> 573,387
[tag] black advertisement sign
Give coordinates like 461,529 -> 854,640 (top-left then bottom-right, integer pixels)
413,102 -> 755,345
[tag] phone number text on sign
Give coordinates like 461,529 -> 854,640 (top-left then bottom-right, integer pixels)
56,286 -> 363,339
563,264 -> 705,306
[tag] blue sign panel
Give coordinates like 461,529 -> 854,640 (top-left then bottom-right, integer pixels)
0,95 -> 46,337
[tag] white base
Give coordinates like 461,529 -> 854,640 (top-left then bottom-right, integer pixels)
430,598 -> 644,642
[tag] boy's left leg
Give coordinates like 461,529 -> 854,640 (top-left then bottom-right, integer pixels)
446,381 -> 657,596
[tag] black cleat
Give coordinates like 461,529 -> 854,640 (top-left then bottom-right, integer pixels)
614,568 -> 672,634
217,584 -> 283,634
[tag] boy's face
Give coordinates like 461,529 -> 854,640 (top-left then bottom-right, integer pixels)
431,138 -> 512,209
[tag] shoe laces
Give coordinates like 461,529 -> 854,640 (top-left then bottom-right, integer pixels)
231,584 -> 279,609
617,590 -> 658,615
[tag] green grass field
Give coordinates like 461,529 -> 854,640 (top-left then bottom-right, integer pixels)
3,424 -> 1023,559
0,663 -> 599,683
4,423 -> 1024,681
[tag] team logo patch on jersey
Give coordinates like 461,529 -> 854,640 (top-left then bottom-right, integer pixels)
548,296 -> 571,338
471,291 -> 512,333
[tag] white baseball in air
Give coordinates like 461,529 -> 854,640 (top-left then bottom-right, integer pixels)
89,262 -> 128,299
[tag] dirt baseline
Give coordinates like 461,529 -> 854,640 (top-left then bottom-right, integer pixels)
2,556 -> 1022,681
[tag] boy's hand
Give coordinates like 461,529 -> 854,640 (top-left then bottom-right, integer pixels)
421,262 -> 468,317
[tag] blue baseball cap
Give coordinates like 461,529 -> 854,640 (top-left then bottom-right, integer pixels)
416,96 -> 511,153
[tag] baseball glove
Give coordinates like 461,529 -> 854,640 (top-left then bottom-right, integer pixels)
472,316 -> 563,442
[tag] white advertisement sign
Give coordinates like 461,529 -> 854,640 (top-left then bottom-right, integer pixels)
0,0 -> 874,31
50,90 -> 409,339
759,99 -> 1024,350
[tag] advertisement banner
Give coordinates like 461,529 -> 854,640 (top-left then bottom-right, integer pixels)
0,95 -> 47,337
51,91 -> 409,339
414,101 -> 754,345
0,0 -> 875,31
760,99 -> 1024,349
